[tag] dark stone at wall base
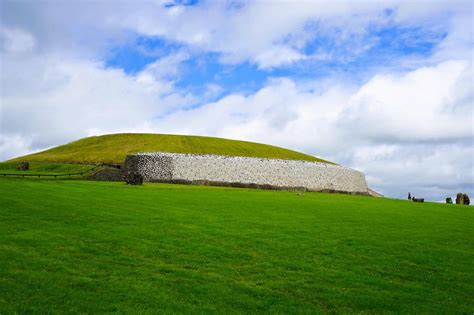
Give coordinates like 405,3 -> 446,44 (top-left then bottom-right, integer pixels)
86,168 -> 123,181
17,161 -> 29,171
125,172 -> 144,185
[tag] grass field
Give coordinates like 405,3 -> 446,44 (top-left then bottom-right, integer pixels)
0,162 -> 96,175
0,178 -> 472,313
7,133 -> 331,165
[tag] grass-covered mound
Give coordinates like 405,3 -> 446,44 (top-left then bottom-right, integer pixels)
0,178 -> 472,313
7,133 -> 330,165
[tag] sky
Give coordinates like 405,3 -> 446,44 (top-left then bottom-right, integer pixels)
0,0 -> 472,200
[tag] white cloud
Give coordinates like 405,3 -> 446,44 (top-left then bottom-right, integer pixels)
3,0 -> 469,69
121,1 -> 389,68
340,60 -> 473,143
0,52 -> 194,156
0,133 -> 33,160
253,46 -> 307,69
141,51 -> 190,80
0,27 -> 35,53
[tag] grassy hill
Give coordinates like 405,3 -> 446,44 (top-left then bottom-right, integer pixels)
0,178 -> 472,313
7,133 -> 331,165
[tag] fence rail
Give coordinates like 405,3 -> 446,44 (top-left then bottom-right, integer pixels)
0,166 -> 99,178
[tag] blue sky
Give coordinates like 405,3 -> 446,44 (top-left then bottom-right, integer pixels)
105,21 -> 447,101
0,0 -> 472,200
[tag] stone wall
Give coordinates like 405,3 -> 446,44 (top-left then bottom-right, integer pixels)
124,152 -> 369,194
86,167 -> 123,181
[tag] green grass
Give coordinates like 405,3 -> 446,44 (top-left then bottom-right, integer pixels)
0,162 -> 95,175
0,179 -> 472,313
7,133 -> 331,165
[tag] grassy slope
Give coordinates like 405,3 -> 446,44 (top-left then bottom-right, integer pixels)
0,162 -> 95,175
7,133 -> 330,165
0,179 -> 472,313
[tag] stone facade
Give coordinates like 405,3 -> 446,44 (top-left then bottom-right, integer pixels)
124,152 -> 369,195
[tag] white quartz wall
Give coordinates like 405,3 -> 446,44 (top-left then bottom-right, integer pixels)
124,152 -> 368,194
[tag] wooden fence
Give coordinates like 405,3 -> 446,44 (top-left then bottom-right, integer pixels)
0,166 -> 99,178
